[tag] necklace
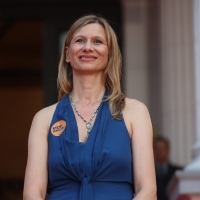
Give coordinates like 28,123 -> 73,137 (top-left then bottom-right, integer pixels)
70,96 -> 101,135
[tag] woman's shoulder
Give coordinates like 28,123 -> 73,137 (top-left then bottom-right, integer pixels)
123,98 -> 150,137
123,97 -> 152,138
32,103 -> 58,129
35,103 -> 58,117
124,97 -> 151,126
27,103 -> 59,140
124,97 -> 149,115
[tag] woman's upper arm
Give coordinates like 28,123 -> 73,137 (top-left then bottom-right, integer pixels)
23,106 -> 54,199
124,99 -> 156,198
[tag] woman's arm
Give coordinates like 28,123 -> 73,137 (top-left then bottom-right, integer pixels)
23,105 -> 56,200
124,99 -> 157,200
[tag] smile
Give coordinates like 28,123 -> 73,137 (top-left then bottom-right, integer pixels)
79,56 -> 97,60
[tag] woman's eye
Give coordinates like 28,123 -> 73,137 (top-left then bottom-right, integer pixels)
76,39 -> 84,43
93,40 -> 102,44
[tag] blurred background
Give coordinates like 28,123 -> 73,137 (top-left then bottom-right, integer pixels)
0,0 -> 199,199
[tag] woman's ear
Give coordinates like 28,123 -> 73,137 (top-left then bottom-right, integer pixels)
65,47 -> 70,62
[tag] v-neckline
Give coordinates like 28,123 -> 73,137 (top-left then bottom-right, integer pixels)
67,95 -> 102,144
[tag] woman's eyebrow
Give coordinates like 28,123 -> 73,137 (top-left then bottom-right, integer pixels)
73,34 -> 106,40
73,34 -> 85,38
94,36 -> 106,40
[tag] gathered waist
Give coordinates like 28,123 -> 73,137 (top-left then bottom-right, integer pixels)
48,181 -> 134,200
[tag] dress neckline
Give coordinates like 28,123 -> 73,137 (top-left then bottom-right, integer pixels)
66,94 -> 104,144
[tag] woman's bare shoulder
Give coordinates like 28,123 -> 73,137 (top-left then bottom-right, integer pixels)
30,103 -> 58,136
123,98 -> 149,137
124,97 -> 152,137
34,103 -> 58,120
35,103 -> 58,117
124,97 -> 149,115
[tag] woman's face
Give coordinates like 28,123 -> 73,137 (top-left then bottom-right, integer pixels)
66,23 -> 109,73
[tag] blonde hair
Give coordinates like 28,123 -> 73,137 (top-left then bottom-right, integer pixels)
57,15 -> 125,119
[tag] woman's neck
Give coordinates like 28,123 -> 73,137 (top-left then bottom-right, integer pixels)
70,74 -> 106,104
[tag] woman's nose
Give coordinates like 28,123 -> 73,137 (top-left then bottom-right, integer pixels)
83,41 -> 93,51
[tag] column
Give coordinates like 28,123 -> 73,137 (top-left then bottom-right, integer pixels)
165,0 -> 200,199
192,0 -> 200,161
122,0 -> 149,106
160,0 -> 196,166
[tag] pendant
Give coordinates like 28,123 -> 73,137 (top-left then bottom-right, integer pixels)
86,122 -> 92,131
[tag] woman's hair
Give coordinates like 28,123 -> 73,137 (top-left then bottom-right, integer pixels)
57,14 -> 125,119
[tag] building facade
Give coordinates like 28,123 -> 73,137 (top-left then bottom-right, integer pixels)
0,0 -> 199,198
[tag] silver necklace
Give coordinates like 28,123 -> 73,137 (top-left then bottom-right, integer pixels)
70,96 -> 101,135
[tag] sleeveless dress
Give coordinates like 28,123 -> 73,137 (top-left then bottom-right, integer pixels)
47,94 -> 134,200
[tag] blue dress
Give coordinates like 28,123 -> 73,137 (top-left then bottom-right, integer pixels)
47,94 -> 134,200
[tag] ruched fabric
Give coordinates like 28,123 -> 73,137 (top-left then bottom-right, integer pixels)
47,94 -> 134,200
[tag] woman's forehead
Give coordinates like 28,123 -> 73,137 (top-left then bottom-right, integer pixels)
72,23 -> 106,38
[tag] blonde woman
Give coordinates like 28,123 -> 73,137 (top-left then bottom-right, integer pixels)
23,15 -> 157,200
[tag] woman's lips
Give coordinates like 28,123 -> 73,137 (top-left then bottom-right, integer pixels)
79,55 -> 97,61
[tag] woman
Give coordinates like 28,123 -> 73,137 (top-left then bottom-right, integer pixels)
23,15 -> 156,200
